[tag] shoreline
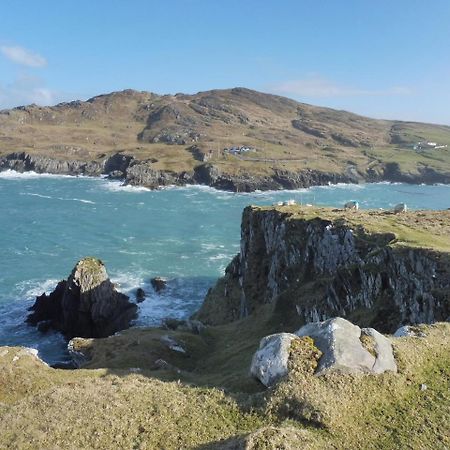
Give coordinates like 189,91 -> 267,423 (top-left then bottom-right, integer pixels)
1,151 -> 450,192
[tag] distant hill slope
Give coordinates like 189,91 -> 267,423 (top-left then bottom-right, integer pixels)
1,87 -> 450,186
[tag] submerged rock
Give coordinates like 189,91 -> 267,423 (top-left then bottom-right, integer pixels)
136,288 -> 146,303
151,276 -> 167,293
27,257 -> 137,339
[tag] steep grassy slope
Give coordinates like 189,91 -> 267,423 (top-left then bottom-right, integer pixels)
1,88 -> 450,180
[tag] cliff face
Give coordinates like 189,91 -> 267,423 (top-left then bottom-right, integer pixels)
195,207 -> 450,332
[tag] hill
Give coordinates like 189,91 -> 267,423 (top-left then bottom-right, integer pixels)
1,88 -> 450,189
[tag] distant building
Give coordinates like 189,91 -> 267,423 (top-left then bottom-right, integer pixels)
413,141 -> 447,151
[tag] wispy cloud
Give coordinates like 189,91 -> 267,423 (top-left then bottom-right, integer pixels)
271,76 -> 412,98
0,45 -> 47,68
0,74 -> 58,109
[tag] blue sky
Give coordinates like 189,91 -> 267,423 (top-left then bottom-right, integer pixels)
1,0 -> 449,123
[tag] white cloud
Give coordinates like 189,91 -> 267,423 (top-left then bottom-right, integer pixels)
0,45 -> 47,68
271,76 -> 412,98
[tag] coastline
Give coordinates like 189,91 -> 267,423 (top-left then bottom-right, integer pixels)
1,151 -> 450,192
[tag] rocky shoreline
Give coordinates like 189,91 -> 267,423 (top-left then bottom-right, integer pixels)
1,151 -> 450,191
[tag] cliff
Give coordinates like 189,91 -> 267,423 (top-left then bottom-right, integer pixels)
195,207 -> 450,331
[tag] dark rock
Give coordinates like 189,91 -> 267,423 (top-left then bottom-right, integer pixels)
162,318 -> 206,334
0,152 -> 104,176
162,318 -> 184,330
136,288 -> 146,303
103,153 -> 134,176
151,276 -> 167,293
26,257 -> 137,338
36,320 -> 52,333
124,162 -> 192,189
291,119 -> 327,138
107,170 -> 125,179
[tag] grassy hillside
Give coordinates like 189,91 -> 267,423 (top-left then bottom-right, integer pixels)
0,321 -> 448,449
1,88 -> 450,179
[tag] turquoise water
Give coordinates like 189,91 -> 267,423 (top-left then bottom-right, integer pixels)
0,169 -> 449,363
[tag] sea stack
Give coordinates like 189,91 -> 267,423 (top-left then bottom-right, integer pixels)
27,257 -> 137,338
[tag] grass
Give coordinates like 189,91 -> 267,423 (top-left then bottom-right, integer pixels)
1,320 -> 448,449
253,205 -> 450,253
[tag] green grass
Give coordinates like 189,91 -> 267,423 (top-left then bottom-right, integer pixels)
1,321 -> 448,449
252,205 -> 450,253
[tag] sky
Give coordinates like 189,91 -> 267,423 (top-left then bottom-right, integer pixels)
1,0 -> 450,124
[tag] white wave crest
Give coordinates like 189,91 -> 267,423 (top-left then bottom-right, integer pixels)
20,192 -> 53,199
0,170 -> 76,180
16,278 -> 60,300
101,180 -> 150,192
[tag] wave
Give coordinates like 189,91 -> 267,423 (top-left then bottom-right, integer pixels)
208,253 -> 233,261
100,180 -> 150,193
313,182 -> 365,191
20,192 -> 53,199
69,198 -> 96,204
19,192 -> 96,204
11,278 -> 60,301
0,170 -> 78,180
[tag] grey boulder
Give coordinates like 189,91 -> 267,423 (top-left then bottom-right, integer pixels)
250,333 -> 298,387
296,317 -> 396,375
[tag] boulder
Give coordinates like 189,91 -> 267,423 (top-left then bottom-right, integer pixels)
296,317 -> 397,375
160,335 -> 186,353
27,257 -> 137,338
151,276 -> 167,293
393,325 -> 426,338
136,288 -> 146,303
250,333 -> 299,387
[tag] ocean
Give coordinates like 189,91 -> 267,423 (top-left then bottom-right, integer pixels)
0,169 -> 449,364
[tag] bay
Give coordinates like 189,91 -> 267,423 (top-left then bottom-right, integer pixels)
0,170 -> 449,363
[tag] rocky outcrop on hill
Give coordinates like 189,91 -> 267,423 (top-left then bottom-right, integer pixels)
27,257 -> 137,338
124,161 -> 192,188
296,318 -> 397,375
195,207 -> 450,332
191,163 -> 354,192
250,318 -> 396,386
